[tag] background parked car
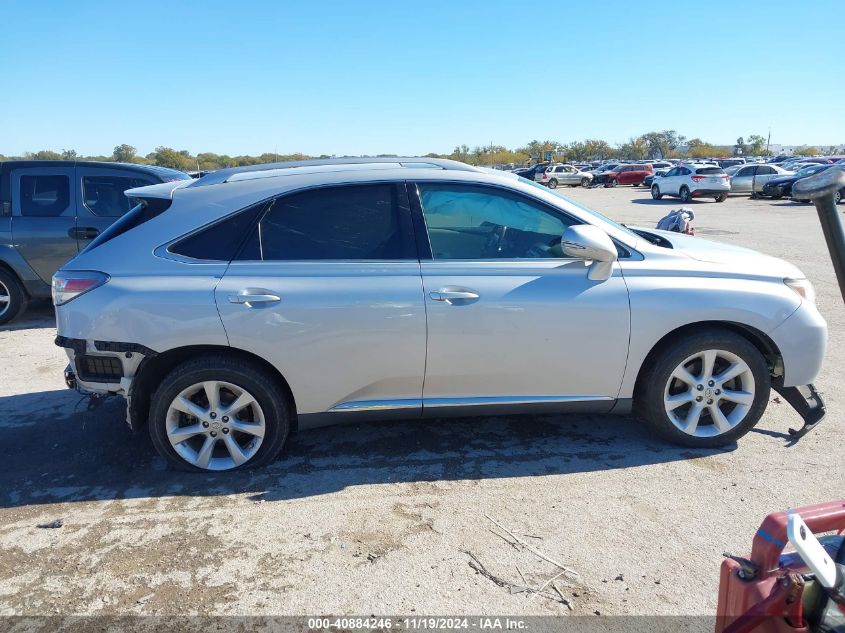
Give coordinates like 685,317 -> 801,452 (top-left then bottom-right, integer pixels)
761,163 -> 833,200
790,165 -> 845,204
729,164 -> 792,196
535,164 -> 593,188
0,160 -> 190,324
512,163 -> 550,181
593,164 -> 653,187
651,165 -> 730,202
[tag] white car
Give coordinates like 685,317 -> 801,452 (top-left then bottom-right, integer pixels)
535,164 -> 593,189
650,164 -> 731,203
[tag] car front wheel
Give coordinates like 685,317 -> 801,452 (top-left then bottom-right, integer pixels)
636,329 -> 770,448
581,177 -> 590,187
547,178 -> 558,189
651,185 -> 663,200
149,355 -> 290,472
679,186 -> 691,202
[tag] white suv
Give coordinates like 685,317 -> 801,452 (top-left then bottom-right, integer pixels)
651,164 -> 730,203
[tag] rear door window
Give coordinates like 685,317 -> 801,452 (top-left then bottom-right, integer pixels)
82,174 -> 157,216
18,174 -> 71,217
255,183 -> 414,261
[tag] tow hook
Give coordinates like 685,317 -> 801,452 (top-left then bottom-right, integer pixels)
64,364 -> 77,390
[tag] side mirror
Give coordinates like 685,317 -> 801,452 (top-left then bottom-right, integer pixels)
562,225 -> 618,281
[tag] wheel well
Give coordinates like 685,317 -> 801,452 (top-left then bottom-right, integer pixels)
633,321 -> 783,400
129,345 -> 298,432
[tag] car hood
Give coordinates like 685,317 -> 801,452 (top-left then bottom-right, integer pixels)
633,228 -> 804,278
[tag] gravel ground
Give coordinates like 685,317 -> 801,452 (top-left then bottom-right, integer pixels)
0,186 -> 841,623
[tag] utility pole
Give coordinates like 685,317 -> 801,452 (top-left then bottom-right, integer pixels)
766,128 -> 771,157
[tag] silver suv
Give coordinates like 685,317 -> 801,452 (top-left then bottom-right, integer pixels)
54,158 -> 827,472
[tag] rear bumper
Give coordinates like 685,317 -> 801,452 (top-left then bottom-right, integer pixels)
55,336 -> 154,396
691,188 -> 730,197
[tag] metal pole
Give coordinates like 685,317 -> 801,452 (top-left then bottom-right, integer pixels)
793,168 -> 845,303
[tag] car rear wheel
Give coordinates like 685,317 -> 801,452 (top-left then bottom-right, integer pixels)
836,190 -> 842,205
149,355 -> 290,472
636,329 -> 770,448
651,185 -> 663,200
714,193 -> 727,203
607,178 -> 617,188
581,177 -> 590,187
547,178 -> 558,189
679,186 -> 691,203
0,269 -> 28,326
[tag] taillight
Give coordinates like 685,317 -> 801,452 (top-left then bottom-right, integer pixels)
52,271 -> 110,306
691,175 -> 705,182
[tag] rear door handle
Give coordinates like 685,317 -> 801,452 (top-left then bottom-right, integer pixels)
429,288 -> 480,304
228,292 -> 281,306
68,227 -> 100,240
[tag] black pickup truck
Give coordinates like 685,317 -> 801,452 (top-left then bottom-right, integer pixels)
0,160 -> 189,324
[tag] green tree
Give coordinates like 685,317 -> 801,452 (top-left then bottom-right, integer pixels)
745,135 -> 766,155
640,131 -> 685,159
113,144 -> 138,163
794,146 -> 820,156
61,149 -> 78,160
618,136 -> 649,160
27,150 -> 62,160
146,146 -> 194,170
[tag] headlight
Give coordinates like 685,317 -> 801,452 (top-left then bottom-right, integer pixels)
784,278 -> 816,304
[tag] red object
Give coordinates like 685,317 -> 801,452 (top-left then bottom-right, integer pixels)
715,500 -> 845,633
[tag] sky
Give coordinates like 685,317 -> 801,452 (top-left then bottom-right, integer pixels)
1,0 -> 843,157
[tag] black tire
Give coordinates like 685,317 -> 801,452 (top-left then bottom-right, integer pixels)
679,186 -> 691,203
149,355 -> 291,472
607,178 -> 617,188
547,178 -> 558,189
581,177 -> 590,187
635,328 -> 771,448
770,193 -> 783,200
0,268 -> 28,326
651,185 -> 663,200
714,193 -> 727,203
836,190 -> 842,205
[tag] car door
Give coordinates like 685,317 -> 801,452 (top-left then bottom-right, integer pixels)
752,165 -> 778,192
9,166 -> 77,284
660,167 -> 680,195
412,181 -> 630,414
560,166 -> 576,184
731,165 -> 756,193
75,166 -> 158,247
214,182 -> 428,417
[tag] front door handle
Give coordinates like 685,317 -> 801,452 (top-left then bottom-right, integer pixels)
429,288 -> 480,304
68,227 -> 100,240
228,292 -> 281,306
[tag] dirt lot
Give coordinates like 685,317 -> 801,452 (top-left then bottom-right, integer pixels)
0,186 -> 842,622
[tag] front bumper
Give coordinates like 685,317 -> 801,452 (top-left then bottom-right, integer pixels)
772,383 -> 826,439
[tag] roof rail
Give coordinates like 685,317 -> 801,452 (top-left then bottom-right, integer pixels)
187,157 -> 480,187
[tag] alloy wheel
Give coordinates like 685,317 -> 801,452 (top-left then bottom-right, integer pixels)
663,349 -> 755,438
165,380 -> 266,470
0,280 -> 10,318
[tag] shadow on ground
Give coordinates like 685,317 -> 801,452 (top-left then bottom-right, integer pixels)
0,301 -> 54,333
0,388 -> 739,510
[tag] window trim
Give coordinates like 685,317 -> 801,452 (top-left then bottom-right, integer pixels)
408,179 -> 633,262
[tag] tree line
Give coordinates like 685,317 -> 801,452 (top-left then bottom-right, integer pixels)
0,132 -> 835,171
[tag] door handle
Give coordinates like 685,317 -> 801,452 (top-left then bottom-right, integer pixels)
429,289 -> 480,303
228,292 -> 281,305
68,227 -> 100,240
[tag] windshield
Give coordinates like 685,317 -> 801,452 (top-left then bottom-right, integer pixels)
796,164 -> 828,178
518,177 -> 640,239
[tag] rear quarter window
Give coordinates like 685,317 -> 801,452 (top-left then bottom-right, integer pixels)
695,167 -> 726,175
168,202 -> 266,261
